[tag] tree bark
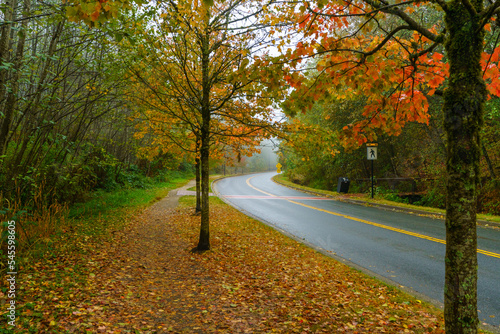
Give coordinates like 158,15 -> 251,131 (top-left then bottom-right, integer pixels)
0,0 -> 30,155
443,1 -> 485,332
195,155 -> 201,213
0,0 -> 17,111
196,29 -> 211,251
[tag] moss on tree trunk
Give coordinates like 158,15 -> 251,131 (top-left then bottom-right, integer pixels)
443,1 -> 485,332
197,128 -> 210,251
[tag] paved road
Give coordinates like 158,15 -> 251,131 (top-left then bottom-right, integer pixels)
213,172 -> 500,330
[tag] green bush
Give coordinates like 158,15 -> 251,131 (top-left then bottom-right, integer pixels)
414,186 -> 446,209
478,179 -> 500,215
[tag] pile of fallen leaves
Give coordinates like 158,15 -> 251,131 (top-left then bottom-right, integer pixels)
2,194 -> 447,333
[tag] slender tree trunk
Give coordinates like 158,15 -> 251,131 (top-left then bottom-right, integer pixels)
196,30 -> 211,251
0,0 -> 30,155
482,144 -> 496,179
198,128 -> 210,250
0,0 -> 17,106
195,155 -> 201,213
8,21 -> 63,171
443,2 -> 485,332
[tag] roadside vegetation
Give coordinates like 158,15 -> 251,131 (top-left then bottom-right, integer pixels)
0,165 -> 194,267
273,174 -> 500,226
0,167 -> 193,332
277,97 -> 500,216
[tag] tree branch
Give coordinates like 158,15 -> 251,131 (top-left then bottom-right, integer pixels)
460,0 -> 478,17
309,0 -> 420,18
362,25 -> 412,59
366,0 -> 440,42
479,0 -> 500,29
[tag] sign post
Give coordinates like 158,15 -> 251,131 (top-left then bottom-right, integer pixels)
276,163 -> 282,173
367,143 -> 378,199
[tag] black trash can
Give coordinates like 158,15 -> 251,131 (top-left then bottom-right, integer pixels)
337,177 -> 350,193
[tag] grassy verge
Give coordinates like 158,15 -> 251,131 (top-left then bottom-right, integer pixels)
273,174 -> 500,225
0,170 -> 192,333
273,173 -> 339,197
68,173 -> 192,225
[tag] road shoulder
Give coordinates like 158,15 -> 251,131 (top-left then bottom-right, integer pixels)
271,174 -> 500,229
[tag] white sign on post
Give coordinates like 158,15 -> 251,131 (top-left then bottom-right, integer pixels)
367,144 -> 378,160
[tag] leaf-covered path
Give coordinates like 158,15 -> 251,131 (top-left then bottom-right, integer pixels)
78,181 -> 218,332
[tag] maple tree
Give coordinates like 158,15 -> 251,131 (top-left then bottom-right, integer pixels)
278,91 -> 453,196
267,0 -> 500,331
131,105 -> 265,213
121,0 -> 281,251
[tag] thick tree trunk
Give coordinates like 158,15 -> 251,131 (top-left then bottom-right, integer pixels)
443,2 -> 485,332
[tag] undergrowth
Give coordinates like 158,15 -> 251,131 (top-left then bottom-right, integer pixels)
0,169 -> 193,274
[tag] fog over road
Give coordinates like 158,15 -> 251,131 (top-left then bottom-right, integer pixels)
213,172 -> 500,330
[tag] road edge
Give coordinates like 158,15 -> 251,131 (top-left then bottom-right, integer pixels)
211,175 -> 448,318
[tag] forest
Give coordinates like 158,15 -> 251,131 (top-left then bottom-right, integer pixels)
1,0 -> 500,332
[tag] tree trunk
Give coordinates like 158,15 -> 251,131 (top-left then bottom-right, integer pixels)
198,129 -> 210,250
196,30 -> 211,251
443,2 -> 485,332
482,144 -> 496,179
0,0 -> 30,155
195,155 -> 201,213
0,0 -> 17,104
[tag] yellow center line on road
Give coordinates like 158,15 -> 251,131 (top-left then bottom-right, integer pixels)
244,176 -> 500,260
287,199 -> 447,244
246,175 -> 277,197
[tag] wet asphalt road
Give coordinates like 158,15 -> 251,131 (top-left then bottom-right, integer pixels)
213,172 -> 500,329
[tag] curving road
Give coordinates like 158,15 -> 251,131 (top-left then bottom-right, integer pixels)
213,172 -> 500,330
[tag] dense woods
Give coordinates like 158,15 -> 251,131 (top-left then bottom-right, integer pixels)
0,6 -> 140,205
